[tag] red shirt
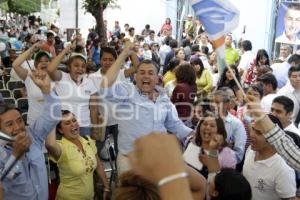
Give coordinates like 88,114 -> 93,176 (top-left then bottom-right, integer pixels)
41,42 -> 56,57
171,83 -> 197,119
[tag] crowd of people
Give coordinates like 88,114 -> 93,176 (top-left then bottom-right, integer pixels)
0,13 -> 299,200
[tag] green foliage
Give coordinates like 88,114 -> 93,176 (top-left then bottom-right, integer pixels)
7,0 -> 41,15
82,0 -> 116,15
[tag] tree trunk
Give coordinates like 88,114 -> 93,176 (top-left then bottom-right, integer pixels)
93,4 -> 107,47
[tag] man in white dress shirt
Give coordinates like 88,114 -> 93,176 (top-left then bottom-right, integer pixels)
278,66 -> 300,124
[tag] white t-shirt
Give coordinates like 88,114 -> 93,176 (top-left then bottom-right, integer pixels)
88,69 -> 127,126
10,60 -> 34,82
243,148 -> 296,200
25,74 -> 54,125
238,50 -> 255,71
55,72 -> 97,127
278,84 -> 300,123
284,123 -> 300,136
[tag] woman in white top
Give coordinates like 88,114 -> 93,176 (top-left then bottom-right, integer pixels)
12,42 -> 52,125
47,45 -> 98,137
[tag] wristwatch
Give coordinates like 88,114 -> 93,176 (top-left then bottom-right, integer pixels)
207,150 -> 218,158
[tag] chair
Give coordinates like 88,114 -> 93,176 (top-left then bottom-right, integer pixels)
3,98 -> 16,106
0,81 -> 4,89
6,81 -> 24,91
2,75 -> 11,86
0,89 -> 11,98
13,89 -> 23,100
17,98 -> 28,113
4,67 -> 12,74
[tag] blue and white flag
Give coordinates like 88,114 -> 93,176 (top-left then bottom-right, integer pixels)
191,0 -> 239,50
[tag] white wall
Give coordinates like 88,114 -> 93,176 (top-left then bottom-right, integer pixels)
103,0 -> 177,36
230,0 -> 275,54
60,0 -> 177,40
60,0 -> 95,39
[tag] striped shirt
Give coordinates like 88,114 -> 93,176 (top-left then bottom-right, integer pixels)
264,125 -> 300,171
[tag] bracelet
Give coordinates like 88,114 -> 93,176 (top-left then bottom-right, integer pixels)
254,114 -> 267,124
207,171 -> 220,183
207,150 -> 218,158
158,172 -> 188,187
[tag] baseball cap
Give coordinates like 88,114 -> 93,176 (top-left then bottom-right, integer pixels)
69,52 -> 87,63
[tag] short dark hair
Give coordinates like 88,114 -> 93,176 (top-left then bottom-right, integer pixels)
248,83 -> 264,99
46,32 -> 54,38
129,27 -> 135,32
100,47 -> 118,60
181,39 -> 191,48
137,59 -> 159,74
0,103 -> 21,125
288,65 -> 300,77
212,168 -> 252,200
167,57 -> 180,71
241,40 -> 252,51
212,90 -> 231,103
200,46 -> 209,56
257,73 -> 278,90
287,3 -> 300,11
272,95 -> 294,114
287,54 -> 300,65
191,44 -> 199,53
163,36 -> 172,46
56,110 -> 73,134
169,39 -> 178,49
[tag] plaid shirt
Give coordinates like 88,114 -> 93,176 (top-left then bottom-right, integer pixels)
265,125 -> 300,172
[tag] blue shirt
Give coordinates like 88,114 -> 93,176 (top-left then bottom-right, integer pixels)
99,82 -> 192,155
92,46 -> 100,66
224,113 -> 247,164
0,92 -> 61,200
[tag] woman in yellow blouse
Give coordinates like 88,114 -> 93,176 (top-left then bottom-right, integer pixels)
190,56 -> 213,100
163,57 -> 180,86
46,110 -> 109,200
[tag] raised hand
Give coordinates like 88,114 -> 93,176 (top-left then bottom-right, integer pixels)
209,134 -> 224,150
30,70 -> 51,94
122,39 -> 135,55
128,133 -> 186,184
246,94 -> 265,120
30,41 -> 44,53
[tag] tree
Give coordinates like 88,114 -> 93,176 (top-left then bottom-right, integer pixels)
83,0 -> 117,46
7,0 -> 41,15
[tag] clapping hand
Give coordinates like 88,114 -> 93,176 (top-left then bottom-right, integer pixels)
30,70 -> 51,94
